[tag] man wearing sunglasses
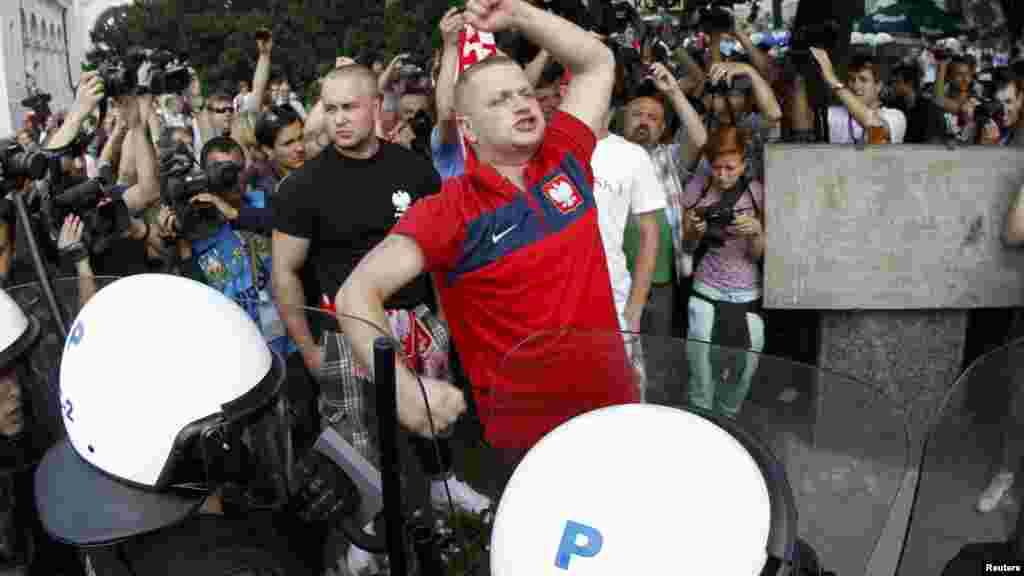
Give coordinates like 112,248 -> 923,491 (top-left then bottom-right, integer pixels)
191,92 -> 235,154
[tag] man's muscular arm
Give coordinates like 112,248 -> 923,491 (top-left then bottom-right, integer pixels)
339,235 -> 466,437
272,232 -> 321,371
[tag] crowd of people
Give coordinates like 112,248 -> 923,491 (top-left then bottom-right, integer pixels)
0,0 -> 1023,573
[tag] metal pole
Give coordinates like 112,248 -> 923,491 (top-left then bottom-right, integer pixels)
374,336 -> 407,575
12,191 -> 66,339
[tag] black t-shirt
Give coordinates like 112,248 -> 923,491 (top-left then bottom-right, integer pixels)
273,142 -> 441,310
900,97 -> 947,144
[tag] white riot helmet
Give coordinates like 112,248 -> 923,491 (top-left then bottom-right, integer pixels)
34,274 -> 290,546
0,286 -> 40,373
490,404 -> 805,575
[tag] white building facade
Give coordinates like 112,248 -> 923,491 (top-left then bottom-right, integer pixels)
0,0 -> 127,139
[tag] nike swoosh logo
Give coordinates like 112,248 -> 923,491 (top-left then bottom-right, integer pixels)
492,224 -> 518,243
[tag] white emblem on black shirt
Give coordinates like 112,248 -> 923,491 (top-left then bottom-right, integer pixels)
392,189 -> 412,219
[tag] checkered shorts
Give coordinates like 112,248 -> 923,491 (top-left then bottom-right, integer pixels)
316,305 -> 450,466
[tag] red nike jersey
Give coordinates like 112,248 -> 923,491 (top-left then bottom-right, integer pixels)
392,111 -> 638,450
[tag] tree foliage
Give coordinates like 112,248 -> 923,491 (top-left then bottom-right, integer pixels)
88,0 -> 451,94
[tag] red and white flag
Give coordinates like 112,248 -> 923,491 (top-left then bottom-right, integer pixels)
455,24 -> 499,170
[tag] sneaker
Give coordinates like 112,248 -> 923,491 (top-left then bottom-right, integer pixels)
430,474 -> 492,514
978,472 -> 1015,513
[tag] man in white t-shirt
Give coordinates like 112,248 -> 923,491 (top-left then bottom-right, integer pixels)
592,110 -> 664,332
810,49 -> 907,144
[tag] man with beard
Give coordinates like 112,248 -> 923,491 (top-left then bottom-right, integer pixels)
621,63 -> 708,339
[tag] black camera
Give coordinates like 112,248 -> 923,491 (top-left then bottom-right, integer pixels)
701,205 -> 735,245
0,140 -> 48,189
160,145 -> 238,240
20,92 -> 52,118
705,73 -> 753,96
90,48 -> 192,98
974,98 -> 1005,130
409,109 -> 433,159
46,175 -> 131,256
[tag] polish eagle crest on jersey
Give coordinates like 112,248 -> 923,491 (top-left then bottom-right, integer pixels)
542,174 -> 583,214
392,189 -> 412,219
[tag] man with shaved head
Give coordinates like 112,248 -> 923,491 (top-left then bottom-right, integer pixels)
339,0 -> 634,460
271,56 -> 492,556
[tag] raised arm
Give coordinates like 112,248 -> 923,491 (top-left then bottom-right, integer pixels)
811,48 -> 884,129
649,62 -> 707,164
465,0 -> 615,133
120,96 -> 161,212
708,61 -> 782,123
524,48 -> 551,87
436,8 -> 465,145
244,31 -> 273,114
44,72 -> 104,152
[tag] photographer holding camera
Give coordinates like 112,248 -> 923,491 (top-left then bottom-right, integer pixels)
681,125 -> 764,418
702,58 -> 781,181
10,68 -> 158,287
967,68 -> 1022,146
149,139 -> 319,457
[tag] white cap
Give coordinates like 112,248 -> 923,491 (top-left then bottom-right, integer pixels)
491,404 -> 772,576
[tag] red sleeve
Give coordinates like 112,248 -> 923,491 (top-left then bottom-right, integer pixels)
545,110 -> 597,174
391,182 -> 466,274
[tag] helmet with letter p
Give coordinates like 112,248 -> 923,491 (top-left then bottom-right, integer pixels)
34,273 -> 294,547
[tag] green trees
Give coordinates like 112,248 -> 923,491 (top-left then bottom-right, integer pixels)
89,0 -> 451,93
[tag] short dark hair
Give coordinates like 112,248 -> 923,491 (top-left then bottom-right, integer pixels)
891,63 -> 921,91
849,54 -> 881,82
254,105 -> 303,149
200,135 -> 244,168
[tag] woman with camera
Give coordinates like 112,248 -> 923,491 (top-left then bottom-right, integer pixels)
681,125 -> 765,419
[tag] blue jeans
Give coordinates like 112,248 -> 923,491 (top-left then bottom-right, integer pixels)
686,280 -> 765,417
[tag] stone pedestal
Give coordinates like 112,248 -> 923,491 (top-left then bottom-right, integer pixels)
816,310 -> 969,449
